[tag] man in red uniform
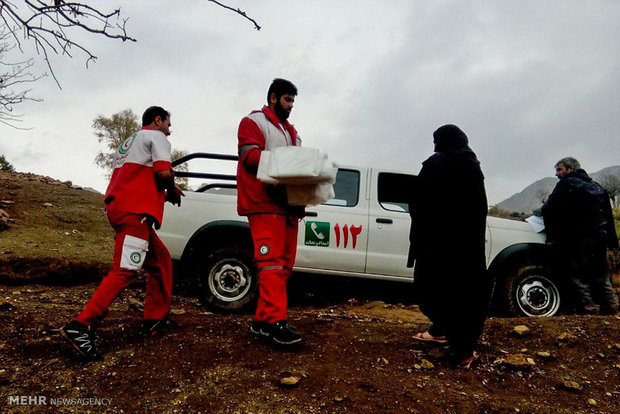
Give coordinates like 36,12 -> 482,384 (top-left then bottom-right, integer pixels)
62,106 -> 184,361
237,78 -> 303,346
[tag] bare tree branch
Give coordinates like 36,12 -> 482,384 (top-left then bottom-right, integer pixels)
0,25 -> 42,129
0,1 -> 260,128
207,0 -> 261,31
0,0 -> 136,127
0,0 -> 136,88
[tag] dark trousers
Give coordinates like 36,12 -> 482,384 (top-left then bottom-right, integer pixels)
555,239 -> 618,313
414,258 -> 494,360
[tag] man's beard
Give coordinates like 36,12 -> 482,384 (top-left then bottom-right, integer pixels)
274,100 -> 290,122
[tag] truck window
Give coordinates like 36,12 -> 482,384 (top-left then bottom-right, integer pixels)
377,172 -> 416,213
323,169 -> 360,207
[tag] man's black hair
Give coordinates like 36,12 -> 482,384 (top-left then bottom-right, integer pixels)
142,106 -> 170,126
267,78 -> 297,104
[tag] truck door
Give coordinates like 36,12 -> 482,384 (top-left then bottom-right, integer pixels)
295,168 -> 368,273
365,171 -> 415,278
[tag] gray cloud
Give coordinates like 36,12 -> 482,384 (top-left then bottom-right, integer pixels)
1,0 -> 618,204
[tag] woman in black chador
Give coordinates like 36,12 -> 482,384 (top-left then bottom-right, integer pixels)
407,124 -> 493,369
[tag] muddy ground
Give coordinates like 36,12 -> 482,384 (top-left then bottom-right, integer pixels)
1,276 -> 619,414
1,170 -> 619,413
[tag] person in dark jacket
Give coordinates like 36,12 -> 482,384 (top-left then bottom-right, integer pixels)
541,157 -> 619,315
407,124 -> 493,369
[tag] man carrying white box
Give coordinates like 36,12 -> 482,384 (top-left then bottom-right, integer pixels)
236,78 -> 304,347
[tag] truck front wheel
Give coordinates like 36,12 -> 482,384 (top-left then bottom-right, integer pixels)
503,262 -> 564,317
196,247 -> 258,312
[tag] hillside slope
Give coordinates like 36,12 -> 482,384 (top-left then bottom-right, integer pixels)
0,170 -> 113,284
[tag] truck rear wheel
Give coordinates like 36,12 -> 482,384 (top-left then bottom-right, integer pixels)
196,247 -> 258,312
503,262 -> 564,317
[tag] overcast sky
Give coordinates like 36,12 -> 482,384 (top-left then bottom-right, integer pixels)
1,0 -> 619,205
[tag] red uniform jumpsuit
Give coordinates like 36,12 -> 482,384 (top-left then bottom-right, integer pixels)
237,106 -> 302,323
76,127 -> 174,326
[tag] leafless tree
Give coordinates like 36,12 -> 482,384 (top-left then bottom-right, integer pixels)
0,1 -> 136,86
0,25 -> 41,127
598,174 -> 620,208
0,1 -> 259,127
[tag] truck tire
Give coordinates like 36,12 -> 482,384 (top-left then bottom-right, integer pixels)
196,247 -> 258,312
502,261 -> 564,317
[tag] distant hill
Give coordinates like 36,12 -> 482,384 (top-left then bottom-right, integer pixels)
496,165 -> 620,214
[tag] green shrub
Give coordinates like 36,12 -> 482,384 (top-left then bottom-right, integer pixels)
0,154 -> 15,172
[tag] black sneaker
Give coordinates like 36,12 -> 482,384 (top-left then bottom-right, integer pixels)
140,318 -> 178,336
61,320 -> 102,361
600,304 -> 619,316
578,303 -> 600,315
249,320 -> 271,338
270,320 -> 302,346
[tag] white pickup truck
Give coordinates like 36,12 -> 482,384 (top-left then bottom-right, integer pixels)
158,153 -> 563,317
